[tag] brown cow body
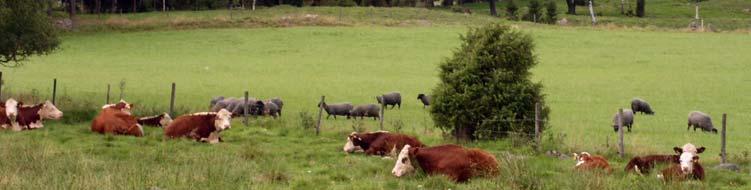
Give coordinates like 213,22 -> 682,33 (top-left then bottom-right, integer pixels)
343,131 -> 390,153
91,101 -> 143,137
163,109 -> 232,143
392,144 -> 499,182
658,143 -> 706,181
345,131 -> 425,157
15,101 -> 63,130
137,113 -> 172,127
660,163 -> 704,181
625,155 -> 679,174
573,152 -> 612,173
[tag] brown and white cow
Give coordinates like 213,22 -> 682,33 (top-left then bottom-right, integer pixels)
91,101 -> 143,137
344,131 -> 425,157
625,154 -> 679,174
391,144 -> 499,182
163,109 -> 232,144
137,113 -> 172,127
658,143 -> 705,181
573,152 -> 612,173
16,100 -> 63,130
343,131 -> 389,153
0,99 -> 19,130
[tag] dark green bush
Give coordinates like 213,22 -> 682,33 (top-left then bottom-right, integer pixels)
506,0 -> 518,20
523,0 -> 542,22
430,24 -> 549,140
543,0 -> 557,24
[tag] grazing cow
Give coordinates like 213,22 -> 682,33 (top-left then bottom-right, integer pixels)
319,102 -> 353,120
137,113 -> 173,127
417,94 -> 431,108
91,101 -> 143,137
343,131 -> 390,153
348,104 -> 380,120
625,155 -> 679,174
688,111 -> 717,133
573,152 -> 612,173
164,109 -> 232,144
376,92 -> 402,109
345,131 -> 424,157
391,144 -> 499,182
659,143 -> 705,181
17,100 -> 63,130
0,99 -> 19,130
611,109 -> 634,132
631,98 -> 655,115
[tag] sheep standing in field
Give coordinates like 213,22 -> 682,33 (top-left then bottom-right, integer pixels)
349,104 -> 381,120
376,92 -> 401,109
210,96 -> 225,109
318,102 -> 354,119
688,111 -> 717,134
612,109 -> 635,132
270,97 -> 284,117
631,98 -> 655,115
417,94 -> 431,108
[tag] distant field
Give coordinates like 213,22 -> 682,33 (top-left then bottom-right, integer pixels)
2,26 -> 751,189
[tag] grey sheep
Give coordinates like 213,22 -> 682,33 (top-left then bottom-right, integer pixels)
210,97 -> 238,112
376,92 -> 401,109
229,98 -> 263,116
688,111 -> 717,134
631,98 -> 655,115
417,94 -> 431,108
210,96 -> 225,109
612,109 -> 634,132
317,102 -> 354,119
348,104 -> 381,120
270,97 -> 284,117
261,100 -> 280,118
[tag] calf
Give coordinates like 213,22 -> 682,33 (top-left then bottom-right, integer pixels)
164,109 -> 232,144
137,113 -> 173,127
391,144 -> 499,182
346,131 -> 424,157
0,99 -> 19,130
343,131 -> 390,153
573,152 -> 612,173
91,101 -> 143,137
625,155 -> 679,174
659,143 -> 706,181
17,100 -> 63,130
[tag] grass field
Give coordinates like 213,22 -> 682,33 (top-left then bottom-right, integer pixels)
2,7 -> 751,190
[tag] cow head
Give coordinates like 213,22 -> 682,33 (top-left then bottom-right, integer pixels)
392,144 -> 417,177
573,152 -> 592,167
343,132 -> 359,153
5,98 -> 18,118
159,113 -> 173,127
213,109 -> 232,131
673,143 -> 705,174
39,101 -> 63,120
103,100 -> 134,115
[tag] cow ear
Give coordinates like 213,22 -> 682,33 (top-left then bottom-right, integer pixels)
673,147 -> 682,154
697,147 -> 706,154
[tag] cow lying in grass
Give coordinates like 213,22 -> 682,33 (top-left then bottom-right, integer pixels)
344,131 -> 424,158
137,113 -> 172,127
0,99 -> 19,130
658,143 -> 705,181
391,144 -> 499,182
91,100 -> 143,137
573,152 -> 612,173
625,154 -> 679,174
17,100 -> 64,130
163,109 -> 232,144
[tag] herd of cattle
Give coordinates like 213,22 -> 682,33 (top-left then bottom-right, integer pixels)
612,98 -> 718,133
0,95 -> 716,183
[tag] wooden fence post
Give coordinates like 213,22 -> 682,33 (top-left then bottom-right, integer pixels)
244,91 -> 249,126
169,82 -> 176,117
380,101 -> 385,131
316,96 -> 325,136
51,78 -> 57,104
721,113 -> 727,164
618,108 -> 625,158
106,84 -> 110,104
0,71 -> 3,99
535,102 -> 541,152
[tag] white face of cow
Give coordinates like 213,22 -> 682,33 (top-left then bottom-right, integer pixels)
160,113 -> 173,127
40,101 -> 63,120
679,152 -> 698,174
343,137 -> 357,153
391,144 -> 415,177
5,98 -> 18,118
213,109 -> 232,131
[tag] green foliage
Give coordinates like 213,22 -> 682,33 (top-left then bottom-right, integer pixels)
505,0 -> 519,20
430,24 -> 549,140
0,0 -> 60,67
523,0 -> 542,22
543,0 -> 557,24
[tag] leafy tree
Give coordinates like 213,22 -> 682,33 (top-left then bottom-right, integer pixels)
0,0 -> 60,66
506,0 -> 518,20
543,0 -> 557,24
523,0 -> 542,23
430,24 -> 549,141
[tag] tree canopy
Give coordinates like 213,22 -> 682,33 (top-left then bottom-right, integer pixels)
0,0 -> 60,67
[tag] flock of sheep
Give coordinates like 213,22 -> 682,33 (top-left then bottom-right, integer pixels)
611,98 -> 718,133
317,92 -> 432,120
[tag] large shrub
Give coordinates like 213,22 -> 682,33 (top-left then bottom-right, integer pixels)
523,0 -> 542,22
430,24 -> 549,140
506,0 -> 518,20
543,0 -> 557,24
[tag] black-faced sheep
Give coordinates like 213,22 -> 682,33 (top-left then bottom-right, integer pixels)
417,94 -> 431,108
631,98 -> 655,115
688,111 -> 717,134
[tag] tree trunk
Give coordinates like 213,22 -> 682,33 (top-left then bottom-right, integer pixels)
95,0 -> 101,14
636,0 -> 644,17
425,0 -> 433,8
47,0 -> 53,16
163,0 -> 166,11
69,0 -> 77,18
132,0 -> 136,13
566,0 -> 575,14
111,0 -> 117,13
453,126 -> 475,141
488,0 -> 497,16
279,0 -> 283,5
